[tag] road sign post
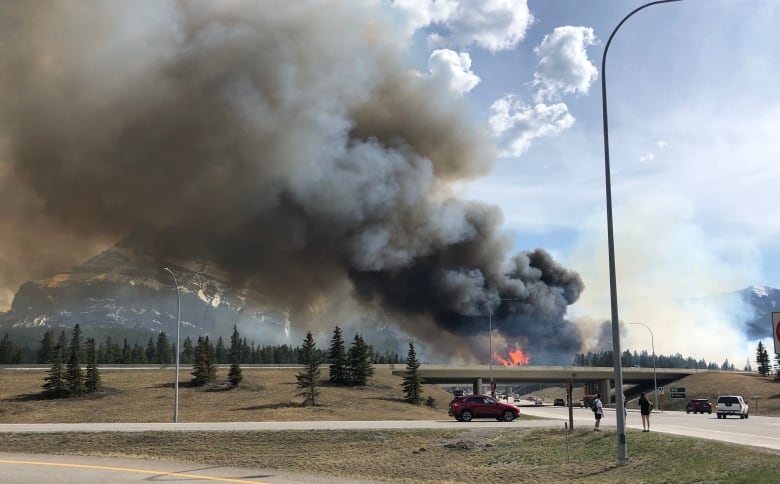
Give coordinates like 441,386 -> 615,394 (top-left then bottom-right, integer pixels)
670,387 -> 686,399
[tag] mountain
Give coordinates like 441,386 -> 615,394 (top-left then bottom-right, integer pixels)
0,226 -> 289,343
2,225 -> 778,353
738,285 -> 780,340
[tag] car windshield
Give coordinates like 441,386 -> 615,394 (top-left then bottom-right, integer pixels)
484,397 -> 497,404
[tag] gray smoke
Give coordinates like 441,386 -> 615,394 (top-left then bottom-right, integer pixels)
0,0 -> 584,362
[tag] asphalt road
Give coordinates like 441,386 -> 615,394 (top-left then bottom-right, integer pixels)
519,404 -> 780,451
1,407 -> 778,482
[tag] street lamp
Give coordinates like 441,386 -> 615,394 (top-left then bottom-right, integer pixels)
601,0 -> 682,466
630,322 -> 659,411
488,298 -> 519,397
162,267 -> 181,423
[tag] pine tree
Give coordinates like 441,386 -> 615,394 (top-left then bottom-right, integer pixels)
85,337 -> 101,393
37,330 -> 56,364
756,342 -> 771,376
215,336 -> 227,364
156,332 -> 172,364
775,352 -> 780,380
227,325 -> 243,388
42,342 -> 68,398
401,342 -> 424,405
0,333 -> 22,364
145,337 -> 157,363
296,331 -> 321,406
181,337 -> 194,364
328,326 -> 348,385
346,334 -> 374,386
66,324 -> 85,396
191,336 -> 217,387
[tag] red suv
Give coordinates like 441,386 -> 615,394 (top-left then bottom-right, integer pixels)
685,399 -> 712,414
448,395 -> 520,422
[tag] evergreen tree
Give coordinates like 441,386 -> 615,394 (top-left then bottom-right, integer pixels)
346,334 -> 374,386
145,337 -> 157,364
296,331 -> 321,406
84,337 -> 101,393
191,336 -> 217,387
181,337 -> 194,364
227,325 -> 243,388
0,333 -> 22,364
774,352 -> 780,380
42,341 -> 68,398
37,330 -> 56,364
156,332 -> 173,364
756,342 -> 771,376
215,336 -> 227,364
121,338 -> 131,364
66,324 -> 85,396
328,325 -> 348,385
401,342 -> 424,405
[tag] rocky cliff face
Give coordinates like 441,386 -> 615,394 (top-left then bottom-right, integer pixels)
0,226 -> 288,341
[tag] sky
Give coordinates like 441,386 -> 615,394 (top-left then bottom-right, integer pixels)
2,0 -> 779,368
390,0 -> 780,366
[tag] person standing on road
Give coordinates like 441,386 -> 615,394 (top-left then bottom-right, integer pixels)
639,392 -> 652,432
593,393 -> 604,431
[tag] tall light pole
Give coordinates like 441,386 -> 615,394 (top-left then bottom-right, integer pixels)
601,0 -> 682,466
488,298 -> 519,397
630,322 -> 659,411
162,267 -> 181,423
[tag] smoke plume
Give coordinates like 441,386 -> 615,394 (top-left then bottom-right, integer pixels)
0,0 -> 583,362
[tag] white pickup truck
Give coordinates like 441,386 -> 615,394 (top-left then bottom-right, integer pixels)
716,395 -> 749,419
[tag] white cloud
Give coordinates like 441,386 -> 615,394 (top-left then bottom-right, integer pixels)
426,49 -> 480,95
638,152 -> 655,162
488,95 -> 574,156
390,0 -> 533,52
655,140 -> 668,149
533,26 -> 598,102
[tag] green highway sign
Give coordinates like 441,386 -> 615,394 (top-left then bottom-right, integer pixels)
670,387 -> 686,398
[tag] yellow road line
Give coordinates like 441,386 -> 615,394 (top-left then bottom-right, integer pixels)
0,458 -> 267,483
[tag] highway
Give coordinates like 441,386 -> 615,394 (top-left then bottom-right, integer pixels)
2,406 -> 779,482
518,403 -> 780,451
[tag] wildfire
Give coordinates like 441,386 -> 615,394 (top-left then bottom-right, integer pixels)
494,347 -> 529,366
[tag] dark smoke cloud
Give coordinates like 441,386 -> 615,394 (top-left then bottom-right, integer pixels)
0,0 -> 584,361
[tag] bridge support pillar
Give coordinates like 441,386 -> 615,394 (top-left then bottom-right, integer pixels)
599,379 -> 611,402
473,378 -> 482,395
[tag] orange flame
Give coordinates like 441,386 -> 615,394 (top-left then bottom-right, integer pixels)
493,347 -> 529,366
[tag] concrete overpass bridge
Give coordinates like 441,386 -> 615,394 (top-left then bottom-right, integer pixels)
392,365 -> 704,402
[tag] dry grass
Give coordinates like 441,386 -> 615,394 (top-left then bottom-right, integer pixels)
2,367 -> 780,483
0,365 -> 452,423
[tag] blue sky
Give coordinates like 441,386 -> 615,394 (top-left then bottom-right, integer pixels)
390,0 -> 780,365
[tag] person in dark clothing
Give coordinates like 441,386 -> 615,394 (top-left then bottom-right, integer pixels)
639,392 -> 652,432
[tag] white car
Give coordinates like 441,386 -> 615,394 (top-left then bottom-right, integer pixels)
716,395 -> 749,419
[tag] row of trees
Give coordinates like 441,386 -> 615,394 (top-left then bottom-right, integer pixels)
296,326 -> 430,407
296,326 -> 376,405
574,349 -> 733,370
41,324 -> 101,398
0,329 -> 405,366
